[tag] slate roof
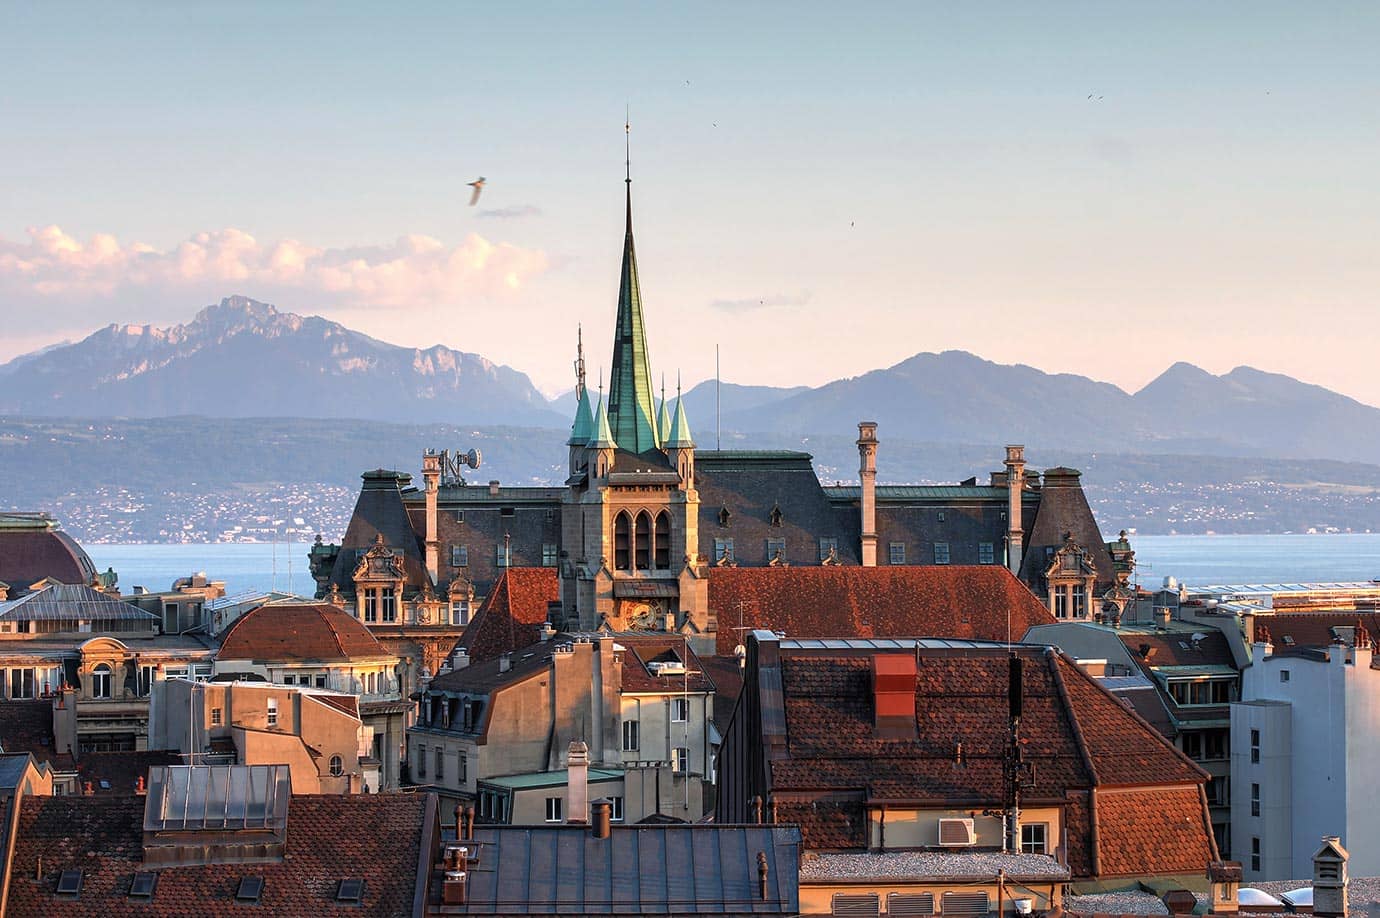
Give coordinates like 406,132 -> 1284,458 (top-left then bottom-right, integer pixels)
746,638 -> 1211,878
217,602 -> 393,663
455,568 -> 559,663
435,823 -> 801,915
0,523 -> 97,591
706,566 -> 1056,656
0,584 -> 157,622
5,792 -> 428,916
427,644 -> 553,696
1018,468 -> 1118,595
617,637 -> 715,694
326,469 -> 428,594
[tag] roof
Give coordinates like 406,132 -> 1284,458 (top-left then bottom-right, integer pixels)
217,602 -> 394,664
1120,630 -> 1237,669
706,566 -> 1056,655
440,823 -> 800,915
428,642 -> 554,695
78,751 -> 183,795
1018,468 -> 1118,595
605,180 -> 661,456
479,767 -> 623,790
617,637 -> 715,694
1258,611 -> 1380,649
0,520 -> 97,591
326,469 -> 427,593
0,701 -> 72,771
665,391 -> 693,448
0,584 -> 158,623
798,850 -> 1070,883
5,792 -> 428,916
824,485 -> 1010,502
456,568 -> 559,663
0,753 -> 37,789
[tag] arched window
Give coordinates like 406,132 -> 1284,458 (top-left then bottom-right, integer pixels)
654,512 -> 671,570
614,512 -> 631,571
91,663 -> 112,699
330,755 -> 344,777
634,512 -> 651,571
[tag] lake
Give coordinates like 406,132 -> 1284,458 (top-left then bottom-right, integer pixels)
87,533 -> 1380,598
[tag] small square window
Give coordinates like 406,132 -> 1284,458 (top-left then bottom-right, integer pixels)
765,538 -> 786,562
496,544 -> 511,567
57,869 -> 83,896
500,507 -> 516,518
672,746 -> 690,774
713,538 -> 735,563
211,707 -> 223,726
454,510 -> 464,523
266,698 -> 278,727
672,698 -> 689,722
236,876 -> 264,903
545,796 -> 563,822
937,511 -> 946,523
888,542 -> 906,565
934,542 -> 951,565
336,878 -> 364,903
542,543 -> 558,567
129,871 -> 157,899
610,795 -> 625,822
978,542 -> 995,565
1020,823 -> 1047,855
819,537 -> 838,561
451,545 -> 468,567
1280,670 -> 1290,683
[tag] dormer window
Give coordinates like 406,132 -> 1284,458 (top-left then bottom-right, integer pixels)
769,505 -> 783,527
718,507 -> 732,527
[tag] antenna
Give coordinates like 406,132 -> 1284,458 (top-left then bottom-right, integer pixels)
575,324 -> 586,399
715,344 -> 721,451
625,105 -> 631,183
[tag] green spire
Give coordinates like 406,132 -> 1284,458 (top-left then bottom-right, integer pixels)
666,381 -> 694,448
606,165 -> 661,454
656,377 -> 672,445
568,386 -> 594,446
587,390 -> 617,449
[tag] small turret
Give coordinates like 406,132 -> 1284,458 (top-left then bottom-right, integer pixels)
657,379 -> 672,447
569,387 -> 594,474
665,381 -> 695,484
587,390 -> 617,479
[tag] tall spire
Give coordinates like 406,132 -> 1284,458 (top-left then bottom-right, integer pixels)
606,114 -> 661,454
657,375 -> 672,445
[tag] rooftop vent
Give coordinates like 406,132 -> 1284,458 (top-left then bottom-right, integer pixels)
937,818 -> 977,847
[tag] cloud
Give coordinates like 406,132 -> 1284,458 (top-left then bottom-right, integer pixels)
0,225 -> 549,318
475,205 -> 543,220
710,291 -> 812,313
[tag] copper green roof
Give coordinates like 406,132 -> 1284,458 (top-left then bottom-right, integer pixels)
657,393 -> 672,445
568,387 -> 594,446
587,392 -> 617,449
606,181 -> 660,455
665,391 -> 694,448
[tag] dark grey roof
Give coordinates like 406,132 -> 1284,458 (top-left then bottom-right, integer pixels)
327,470 -> 428,593
451,823 -> 800,915
0,584 -> 159,622
0,753 -> 36,788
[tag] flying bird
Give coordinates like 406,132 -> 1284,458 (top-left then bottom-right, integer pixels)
467,177 -> 486,206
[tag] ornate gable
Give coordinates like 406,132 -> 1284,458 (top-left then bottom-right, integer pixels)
352,534 -> 406,586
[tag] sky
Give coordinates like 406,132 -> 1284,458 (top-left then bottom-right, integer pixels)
3,2 -> 1379,406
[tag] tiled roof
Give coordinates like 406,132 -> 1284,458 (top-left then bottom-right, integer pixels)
1259,611 -> 1380,649
1094,786 -> 1218,877
217,603 -> 393,663
455,568 -> 558,663
0,701 -> 72,771
6,792 -> 428,916
0,527 -> 97,591
427,643 -> 552,695
760,642 -> 1208,874
618,637 -> 715,694
706,566 -> 1055,655
1120,630 -> 1236,668
77,751 -> 183,795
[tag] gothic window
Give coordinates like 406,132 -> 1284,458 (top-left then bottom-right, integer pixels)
654,512 -> 671,570
634,512 -> 651,571
615,512 -> 631,571
718,506 -> 731,527
769,504 -> 783,527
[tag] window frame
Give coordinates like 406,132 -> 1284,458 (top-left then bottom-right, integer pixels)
933,542 -> 951,565
888,542 -> 906,565
545,796 -> 563,823
671,697 -> 689,723
622,719 -> 639,752
1019,822 -> 1048,855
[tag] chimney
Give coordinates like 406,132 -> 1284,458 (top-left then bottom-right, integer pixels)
488,480 -> 500,497
591,798 -> 613,839
1155,606 -> 1172,630
1004,446 -> 1025,574
566,740 -> 589,824
135,775 -> 146,795
452,648 -> 470,670
423,451 -> 441,584
1313,836 -> 1349,918
498,652 -> 511,673
462,805 -> 475,840
871,653 -> 918,739
442,864 -> 468,906
857,422 -> 878,567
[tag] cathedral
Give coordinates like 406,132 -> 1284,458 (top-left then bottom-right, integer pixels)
309,167 -> 1131,666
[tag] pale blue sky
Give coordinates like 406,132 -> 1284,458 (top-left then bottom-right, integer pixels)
3,3 -> 1379,404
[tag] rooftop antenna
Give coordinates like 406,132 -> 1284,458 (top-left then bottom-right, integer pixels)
715,344 -> 721,451
625,105 -> 631,184
575,324 -> 586,399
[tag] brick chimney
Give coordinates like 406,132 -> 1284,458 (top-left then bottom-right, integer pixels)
871,653 -> 917,739
422,451 -> 441,584
1004,446 -> 1025,574
566,740 -> 589,824
857,422 -> 878,567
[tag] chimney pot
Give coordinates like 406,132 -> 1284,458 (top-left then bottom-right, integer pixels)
566,740 -> 590,824
488,480 -> 500,497
591,798 -> 613,839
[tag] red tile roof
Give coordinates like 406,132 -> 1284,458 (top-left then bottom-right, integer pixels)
1094,786 -> 1218,877
706,566 -> 1056,655
1120,630 -> 1236,668
5,792 -> 428,916
1260,611 -> 1380,649
217,602 -> 392,663
618,637 -> 715,693
456,568 -> 558,662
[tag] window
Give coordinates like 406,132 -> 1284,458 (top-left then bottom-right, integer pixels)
1251,836 -> 1261,872
458,752 -> 467,782
451,599 -> 471,626
211,707 -> 223,726
454,510 -> 465,523
381,587 -> 397,623
57,869 -> 83,896
330,755 -> 344,777
769,505 -> 783,527
654,512 -> 670,570
1072,584 -> 1086,618
435,747 -> 444,780
713,538 -> 735,563
1204,730 -> 1228,760
1251,782 -> 1261,817
129,871 -> 157,899
542,543 -> 558,567
235,876 -> 264,904
9,667 -> 35,700
635,512 -> 651,570
672,698 -> 689,722
622,719 -> 639,752
283,675 -> 296,686
1020,823 -> 1048,855
937,512 -> 946,523
718,506 -> 731,527
266,697 -> 278,726
336,879 -> 363,903
819,537 -> 838,561
495,543 -> 511,567
545,796 -> 563,822
363,589 -> 378,623
451,545 -> 469,567
1250,728 -> 1261,764
91,663 -> 112,699
366,672 -> 375,695
672,746 -> 690,774
979,542 -> 995,565
1182,732 -> 1203,760
1280,669 -> 1291,683
615,512 -> 631,570
766,538 -> 786,562
417,744 -> 427,778
315,674 -> 327,689
933,542 -> 950,565
1207,775 -> 1230,806
546,508 -> 556,522
889,542 -> 906,565
610,795 -> 625,822
500,506 -> 515,518
138,665 -> 154,697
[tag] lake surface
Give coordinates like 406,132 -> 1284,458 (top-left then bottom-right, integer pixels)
87,534 -> 1380,598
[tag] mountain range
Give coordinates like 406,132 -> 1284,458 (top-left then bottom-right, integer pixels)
3,296 -> 1378,464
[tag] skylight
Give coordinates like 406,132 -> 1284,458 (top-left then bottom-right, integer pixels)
129,871 -> 158,899
56,869 -> 83,896
236,875 -> 264,903
337,878 -> 364,902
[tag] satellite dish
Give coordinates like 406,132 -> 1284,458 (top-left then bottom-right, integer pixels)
466,448 -> 482,470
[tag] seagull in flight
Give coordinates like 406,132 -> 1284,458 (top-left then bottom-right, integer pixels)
467,177 -> 486,206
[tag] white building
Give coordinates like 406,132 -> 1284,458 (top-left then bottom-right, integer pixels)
1231,636 -> 1380,881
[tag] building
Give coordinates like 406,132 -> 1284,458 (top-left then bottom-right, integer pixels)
150,678 -> 381,794
718,631 -> 1219,899
1231,630 -> 1380,881
410,632 -> 718,825
0,763 -> 432,916
0,512 -> 98,595
212,602 -> 409,789
310,169 -> 1125,651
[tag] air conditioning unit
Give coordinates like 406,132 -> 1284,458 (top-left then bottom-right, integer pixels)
937,818 -> 977,847
648,662 -> 687,677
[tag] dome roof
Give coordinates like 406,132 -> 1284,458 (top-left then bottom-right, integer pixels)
217,602 -> 392,664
